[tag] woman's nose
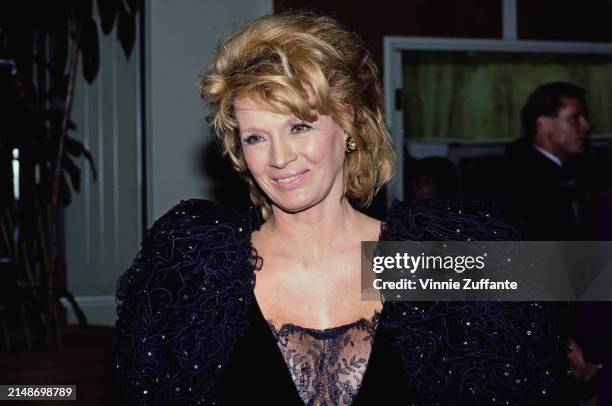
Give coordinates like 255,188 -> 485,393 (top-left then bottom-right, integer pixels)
269,137 -> 297,169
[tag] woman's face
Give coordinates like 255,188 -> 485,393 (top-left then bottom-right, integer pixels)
234,95 -> 346,214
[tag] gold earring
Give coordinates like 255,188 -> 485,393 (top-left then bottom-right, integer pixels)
345,136 -> 357,153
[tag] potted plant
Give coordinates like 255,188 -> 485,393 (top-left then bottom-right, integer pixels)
0,1 -> 139,402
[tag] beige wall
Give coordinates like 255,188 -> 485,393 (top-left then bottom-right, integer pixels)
65,0 -> 272,325
147,0 -> 272,223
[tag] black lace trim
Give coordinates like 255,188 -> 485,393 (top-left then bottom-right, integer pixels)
268,312 -> 380,406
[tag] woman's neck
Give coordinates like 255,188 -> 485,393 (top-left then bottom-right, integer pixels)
258,197 -> 364,260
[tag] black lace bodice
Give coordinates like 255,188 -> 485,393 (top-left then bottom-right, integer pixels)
268,312 -> 380,406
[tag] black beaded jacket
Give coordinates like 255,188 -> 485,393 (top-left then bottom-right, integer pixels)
114,199 -> 573,405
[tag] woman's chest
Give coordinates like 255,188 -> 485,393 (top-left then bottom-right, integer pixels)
217,298 -> 409,406
253,250 -> 380,330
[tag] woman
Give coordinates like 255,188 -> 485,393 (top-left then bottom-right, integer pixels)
115,13 -> 573,405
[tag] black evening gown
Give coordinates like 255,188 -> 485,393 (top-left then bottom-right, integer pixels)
114,199 -> 575,405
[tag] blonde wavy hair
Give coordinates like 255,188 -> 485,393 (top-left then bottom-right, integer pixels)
199,12 -> 395,217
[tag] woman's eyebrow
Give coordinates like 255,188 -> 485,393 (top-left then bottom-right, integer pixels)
237,127 -> 265,136
237,116 -> 305,135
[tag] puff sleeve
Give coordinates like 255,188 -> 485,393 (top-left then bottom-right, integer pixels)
113,200 -> 256,405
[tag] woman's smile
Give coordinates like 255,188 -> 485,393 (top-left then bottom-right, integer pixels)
271,170 -> 310,188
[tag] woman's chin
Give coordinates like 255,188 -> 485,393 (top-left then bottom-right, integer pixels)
270,195 -> 319,215
273,202 -> 314,215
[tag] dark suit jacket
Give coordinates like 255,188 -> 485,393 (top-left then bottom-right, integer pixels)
500,138 -> 578,241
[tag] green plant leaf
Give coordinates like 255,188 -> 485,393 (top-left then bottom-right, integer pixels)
80,16 -> 100,83
125,0 -> 140,14
63,155 -> 81,193
97,0 -> 120,35
65,136 -> 97,180
117,3 -> 136,58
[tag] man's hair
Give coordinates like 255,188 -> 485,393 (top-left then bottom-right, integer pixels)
199,12 -> 395,218
521,81 -> 588,139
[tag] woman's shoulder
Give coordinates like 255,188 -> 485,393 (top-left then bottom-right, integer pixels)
383,198 -> 520,241
382,200 -> 571,403
119,199 -> 254,289
382,300 -> 572,404
114,199 -> 257,403
117,198 -> 255,297
145,199 -> 250,240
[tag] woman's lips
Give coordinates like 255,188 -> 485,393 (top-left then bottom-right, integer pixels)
271,170 -> 309,189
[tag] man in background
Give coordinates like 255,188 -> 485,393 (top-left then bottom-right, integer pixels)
500,81 -> 591,240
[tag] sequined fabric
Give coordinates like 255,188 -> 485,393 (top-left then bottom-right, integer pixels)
380,200 -> 572,405
114,199 -> 573,405
268,313 -> 379,406
114,200 -> 258,404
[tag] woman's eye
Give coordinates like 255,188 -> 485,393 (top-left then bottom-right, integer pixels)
290,123 -> 312,133
243,134 -> 264,145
